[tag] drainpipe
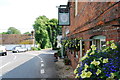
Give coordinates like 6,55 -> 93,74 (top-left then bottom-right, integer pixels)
61,45 -> 64,58
80,40 -> 82,58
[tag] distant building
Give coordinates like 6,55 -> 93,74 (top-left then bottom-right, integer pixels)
61,1 -> 120,69
0,34 -> 35,50
57,35 -> 62,48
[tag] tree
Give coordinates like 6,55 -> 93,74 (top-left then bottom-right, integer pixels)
23,32 -> 30,34
7,27 -> 21,34
33,16 -> 62,49
47,18 -> 62,50
33,16 -> 51,49
1,32 -> 8,34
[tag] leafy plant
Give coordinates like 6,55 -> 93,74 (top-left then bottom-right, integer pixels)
63,58 -> 71,65
74,40 -> 120,79
31,47 -> 41,51
61,38 -> 82,51
57,49 -> 62,57
33,16 -> 62,49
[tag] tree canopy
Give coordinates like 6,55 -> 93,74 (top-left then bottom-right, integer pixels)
23,32 -> 30,34
7,27 -> 21,34
33,16 -> 50,49
0,27 -> 21,34
33,16 -> 62,49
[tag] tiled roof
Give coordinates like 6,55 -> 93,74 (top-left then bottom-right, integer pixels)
0,34 -> 34,44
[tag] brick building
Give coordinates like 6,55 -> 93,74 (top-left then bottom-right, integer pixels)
0,34 -> 35,50
62,1 -> 120,69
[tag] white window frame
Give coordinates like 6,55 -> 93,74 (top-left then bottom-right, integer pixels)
92,35 -> 106,50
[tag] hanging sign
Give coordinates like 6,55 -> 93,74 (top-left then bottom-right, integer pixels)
58,5 -> 70,26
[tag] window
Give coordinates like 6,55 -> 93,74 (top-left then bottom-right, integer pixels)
92,35 -> 106,50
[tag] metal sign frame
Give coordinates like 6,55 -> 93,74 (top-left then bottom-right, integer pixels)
58,5 -> 70,26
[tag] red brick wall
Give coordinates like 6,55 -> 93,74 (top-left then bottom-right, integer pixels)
63,1 -> 120,69
69,2 -> 119,34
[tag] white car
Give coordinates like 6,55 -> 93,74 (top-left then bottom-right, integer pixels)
12,46 -> 27,53
0,46 -> 7,56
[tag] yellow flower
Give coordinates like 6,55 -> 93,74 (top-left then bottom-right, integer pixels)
84,64 -> 89,69
76,64 -> 80,68
75,74 -> 80,78
80,54 -> 89,61
110,43 -> 117,49
86,49 -> 91,53
106,41 -> 110,45
91,45 -> 96,48
103,58 -> 109,63
80,70 -> 92,78
86,71 -> 92,78
90,51 -> 95,55
99,57 -> 103,61
110,40 -> 114,43
91,45 -> 97,50
80,70 -> 86,78
74,69 -> 78,74
92,47 -> 96,50
96,69 -> 101,75
91,59 -> 100,66
110,73 -> 115,78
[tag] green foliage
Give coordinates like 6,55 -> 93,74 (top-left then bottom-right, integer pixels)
56,49 -> 62,57
33,16 -> 50,49
1,32 -> 8,34
47,18 -> 62,50
31,47 -> 38,50
31,47 -> 41,51
37,47 -> 41,50
61,38 -> 82,51
7,27 -> 21,34
63,58 -> 71,65
74,40 -> 120,79
33,16 -> 62,49
66,67 -> 71,70
1,27 -> 21,34
23,32 -> 30,34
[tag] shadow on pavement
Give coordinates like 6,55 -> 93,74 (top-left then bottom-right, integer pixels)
2,53 -> 58,79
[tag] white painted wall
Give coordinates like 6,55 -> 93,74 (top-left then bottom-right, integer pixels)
57,35 -> 62,48
3,44 -> 34,51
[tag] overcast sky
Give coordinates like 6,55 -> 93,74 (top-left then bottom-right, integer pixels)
0,0 -> 68,33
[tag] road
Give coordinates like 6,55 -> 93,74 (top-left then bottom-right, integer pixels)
0,49 -> 58,79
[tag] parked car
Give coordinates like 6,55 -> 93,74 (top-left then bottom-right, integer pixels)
12,46 -> 27,53
0,46 -> 7,56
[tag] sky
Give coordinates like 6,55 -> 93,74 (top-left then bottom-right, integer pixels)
0,0 -> 68,33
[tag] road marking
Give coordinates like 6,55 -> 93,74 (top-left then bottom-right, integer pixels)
41,64 -> 44,67
12,53 -> 17,60
41,61 -> 43,63
37,56 -> 43,61
41,69 -> 45,74
28,53 -> 43,61
13,55 -> 17,60
0,62 -> 11,69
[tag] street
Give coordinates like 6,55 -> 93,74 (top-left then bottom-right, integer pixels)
0,49 -> 58,79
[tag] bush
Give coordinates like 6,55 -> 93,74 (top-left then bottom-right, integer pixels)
31,47 -> 41,51
57,49 -> 62,57
63,58 -> 71,65
37,47 -> 41,50
74,40 -> 120,79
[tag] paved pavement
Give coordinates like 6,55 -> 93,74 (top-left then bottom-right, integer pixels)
0,49 -> 58,79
